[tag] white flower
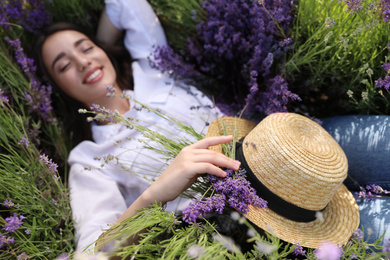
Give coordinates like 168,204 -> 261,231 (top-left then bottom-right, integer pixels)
315,211 -> 324,222
361,79 -> 368,85
186,244 -> 205,259
213,234 -> 241,253
230,211 -> 240,221
256,241 -> 277,255
347,90 -> 354,98
361,92 -> 369,100
247,228 -> 257,238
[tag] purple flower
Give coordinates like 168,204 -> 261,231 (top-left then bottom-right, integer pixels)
382,0 -> 390,24
5,37 -> 54,122
0,233 -> 14,248
383,238 -> 390,253
351,228 -> 364,241
365,184 -> 389,194
3,199 -> 14,208
183,168 -> 267,223
3,213 -> 27,233
182,194 -> 226,223
314,241 -> 343,260
376,75 -> 390,89
18,137 -> 29,147
39,153 -> 60,180
382,63 -> 390,74
292,243 -> 306,256
152,0 -> 297,116
344,0 -> 364,14
0,88 -> 9,104
17,252 -> 29,260
0,0 -> 51,34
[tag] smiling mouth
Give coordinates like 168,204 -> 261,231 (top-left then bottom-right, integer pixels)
83,67 -> 103,84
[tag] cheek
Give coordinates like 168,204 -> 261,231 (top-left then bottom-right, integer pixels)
53,72 -> 79,96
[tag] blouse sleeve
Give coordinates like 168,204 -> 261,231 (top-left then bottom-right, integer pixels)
69,163 -> 128,252
104,0 -> 167,60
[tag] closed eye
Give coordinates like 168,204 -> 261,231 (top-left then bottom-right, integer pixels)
60,63 -> 70,72
83,46 -> 93,53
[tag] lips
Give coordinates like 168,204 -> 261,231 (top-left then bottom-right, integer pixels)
83,66 -> 104,84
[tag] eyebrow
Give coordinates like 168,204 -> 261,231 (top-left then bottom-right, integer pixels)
51,38 -> 89,70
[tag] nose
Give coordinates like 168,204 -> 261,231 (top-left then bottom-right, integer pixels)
74,54 -> 91,71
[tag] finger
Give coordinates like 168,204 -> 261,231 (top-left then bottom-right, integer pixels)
191,153 -> 241,171
195,163 -> 228,177
190,135 -> 234,149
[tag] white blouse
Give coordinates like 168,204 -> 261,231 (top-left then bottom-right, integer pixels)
68,0 -> 221,252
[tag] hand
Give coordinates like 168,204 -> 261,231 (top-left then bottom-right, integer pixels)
144,135 -> 241,204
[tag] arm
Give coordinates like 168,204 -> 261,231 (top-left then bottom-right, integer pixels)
96,7 -> 123,46
95,135 -> 241,250
101,0 -> 167,60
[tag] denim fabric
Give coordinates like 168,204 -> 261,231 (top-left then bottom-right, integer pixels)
322,115 -> 390,191
322,115 -> 390,248
354,194 -> 390,248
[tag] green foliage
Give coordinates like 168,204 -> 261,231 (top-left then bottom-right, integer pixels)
285,0 -> 390,116
148,0 -> 205,51
44,0 -> 104,32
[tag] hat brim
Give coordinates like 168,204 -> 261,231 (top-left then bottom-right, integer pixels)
206,116 -> 360,248
245,183 -> 359,248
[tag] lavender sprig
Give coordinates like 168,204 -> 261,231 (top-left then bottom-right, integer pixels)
0,0 -> 51,34
5,37 -> 54,122
355,184 -> 389,199
152,0 -> 298,116
182,168 -> 267,223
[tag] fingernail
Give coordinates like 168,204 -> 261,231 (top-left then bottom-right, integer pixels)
234,160 -> 241,169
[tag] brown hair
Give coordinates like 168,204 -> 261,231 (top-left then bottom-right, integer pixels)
34,22 -> 133,145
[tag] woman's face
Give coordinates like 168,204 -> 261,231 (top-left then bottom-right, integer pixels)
41,30 -> 117,107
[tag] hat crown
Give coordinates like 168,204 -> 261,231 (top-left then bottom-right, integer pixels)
243,113 -> 348,211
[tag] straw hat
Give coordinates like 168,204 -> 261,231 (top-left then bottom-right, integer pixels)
206,113 -> 360,248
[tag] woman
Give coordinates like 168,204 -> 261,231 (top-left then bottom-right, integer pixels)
36,0 -> 240,252
36,0 -> 390,254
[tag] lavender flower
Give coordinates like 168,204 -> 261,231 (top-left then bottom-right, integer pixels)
0,233 -> 14,248
0,88 -> 9,104
314,241 -> 343,260
0,0 -> 51,34
3,213 -> 27,233
292,243 -> 306,256
382,63 -> 390,73
375,75 -> 390,89
182,168 -> 267,223
356,184 -> 389,199
153,0 -> 297,115
3,199 -> 14,208
18,137 -> 29,147
16,252 -> 29,260
5,37 -> 54,122
344,0 -> 364,14
39,153 -> 60,180
25,229 -> 32,235
366,184 -> 389,194
383,238 -> 390,253
381,0 -> 390,24
351,228 -> 364,241
182,194 -> 226,223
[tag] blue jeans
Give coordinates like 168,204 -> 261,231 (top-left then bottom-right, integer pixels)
322,115 -> 390,248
